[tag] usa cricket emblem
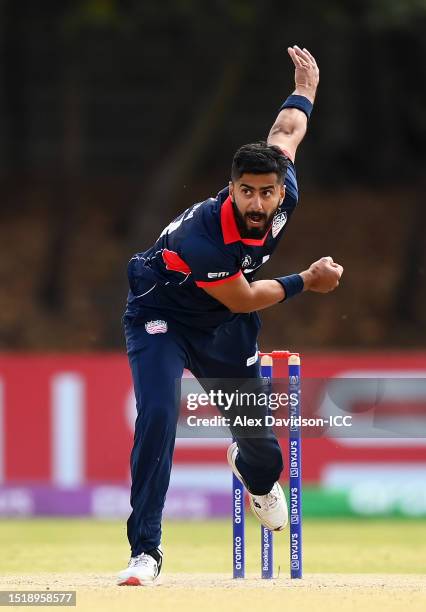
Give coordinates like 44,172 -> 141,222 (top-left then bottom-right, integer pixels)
272,211 -> 287,238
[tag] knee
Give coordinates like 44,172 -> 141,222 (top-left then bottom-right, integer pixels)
135,397 -> 178,432
268,442 -> 284,474
240,437 -> 283,474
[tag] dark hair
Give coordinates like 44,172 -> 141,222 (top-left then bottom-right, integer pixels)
231,141 -> 289,183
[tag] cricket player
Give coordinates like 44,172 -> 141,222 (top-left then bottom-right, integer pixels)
118,46 -> 343,585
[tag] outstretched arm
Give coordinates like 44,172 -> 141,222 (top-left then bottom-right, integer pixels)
201,256 -> 343,314
267,46 -> 319,161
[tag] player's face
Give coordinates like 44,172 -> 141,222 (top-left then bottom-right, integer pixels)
230,173 -> 285,238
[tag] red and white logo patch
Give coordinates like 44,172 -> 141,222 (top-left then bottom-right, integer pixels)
145,320 -> 168,334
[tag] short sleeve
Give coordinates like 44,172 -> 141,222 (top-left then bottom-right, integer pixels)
182,238 -> 241,287
284,161 -> 298,207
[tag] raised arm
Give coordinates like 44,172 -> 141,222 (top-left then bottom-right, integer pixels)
267,46 -> 319,162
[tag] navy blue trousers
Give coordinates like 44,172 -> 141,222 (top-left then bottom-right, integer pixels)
124,310 -> 283,556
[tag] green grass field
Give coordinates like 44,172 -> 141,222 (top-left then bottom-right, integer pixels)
1,518 -> 425,611
1,517 -> 426,574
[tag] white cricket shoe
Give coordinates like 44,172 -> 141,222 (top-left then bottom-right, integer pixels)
227,442 -> 288,531
117,547 -> 163,586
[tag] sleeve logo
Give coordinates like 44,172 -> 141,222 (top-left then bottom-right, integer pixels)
207,272 -> 230,278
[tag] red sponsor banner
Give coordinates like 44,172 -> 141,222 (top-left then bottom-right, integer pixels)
0,352 -> 426,485
0,355 -> 133,483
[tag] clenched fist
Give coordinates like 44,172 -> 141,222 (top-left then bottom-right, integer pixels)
300,256 -> 343,293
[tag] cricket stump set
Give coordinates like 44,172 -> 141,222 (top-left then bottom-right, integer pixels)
232,350 -> 302,579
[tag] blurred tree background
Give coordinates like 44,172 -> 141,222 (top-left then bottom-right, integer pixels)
0,0 -> 425,351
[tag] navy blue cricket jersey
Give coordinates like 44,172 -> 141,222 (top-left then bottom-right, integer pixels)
126,161 -> 298,328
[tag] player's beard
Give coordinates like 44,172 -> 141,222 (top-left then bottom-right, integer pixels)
232,199 -> 277,239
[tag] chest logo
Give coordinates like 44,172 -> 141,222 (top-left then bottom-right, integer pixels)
241,255 -> 252,269
272,211 -> 287,238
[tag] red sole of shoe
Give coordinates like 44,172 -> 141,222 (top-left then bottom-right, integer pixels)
118,577 -> 142,586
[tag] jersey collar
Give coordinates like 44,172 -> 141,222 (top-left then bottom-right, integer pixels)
220,196 -> 271,246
